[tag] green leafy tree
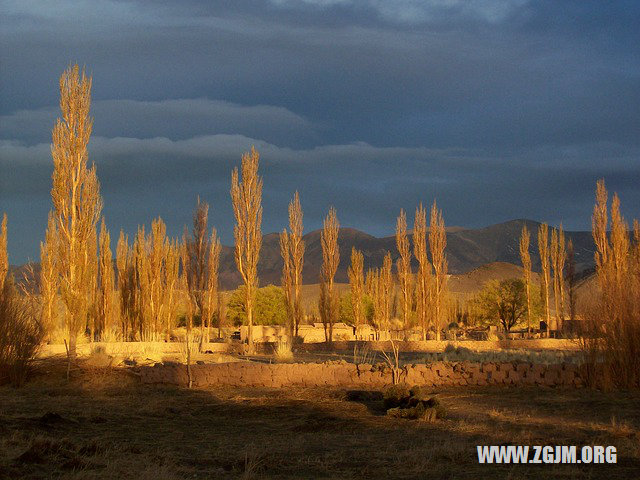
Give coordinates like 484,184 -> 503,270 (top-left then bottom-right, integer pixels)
472,278 -> 535,332
227,285 -> 287,327
338,292 -> 354,326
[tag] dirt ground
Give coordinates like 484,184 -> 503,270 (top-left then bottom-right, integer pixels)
0,360 -> 638,479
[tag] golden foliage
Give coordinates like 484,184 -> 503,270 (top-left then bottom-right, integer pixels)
319,207 -> 339,342
280,192 -> 305,337
203,228 -> 221,342
0,213 -> 7,293
550,225 -> 566,330
40,214 -> 59,337
348,247 -> 364,327
429,201 -> 447,341
380,252 -> 393,331
519,225 -> 532,330
537,223 -> 551,331
413,204 -> 431,340
49,64 -> 102,358
395,210 -> 412,330
581,179 -> 640,389
97,219 -> 118,340
116,231 -> 136,340
183,200 -> 208,340
231,147 -> 263,349
0,280 -> 44,386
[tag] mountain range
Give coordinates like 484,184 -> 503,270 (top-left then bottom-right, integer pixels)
218,219 -> 595,290
10,219 -> 596,292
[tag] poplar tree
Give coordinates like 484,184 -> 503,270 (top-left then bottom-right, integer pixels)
231,147 -> 263,351
184,200 -> 212,345
319,207 -> 339,343
537,223 -> 551,334
429,201 -> 447,341
133,226 -> 148,338
161,239 -> 181,341
348,247 -> 364,330
280,192 -> 305,338
369,268 -> 383,333
588,179 -> 640,388
97,219 -> 117,339
395,210 -> 412,332
414,204 -> 431,340
566,239 -> 577,322
40,214 -> 59,337
48,65 -> 102,359
519,225 -> 532,333
202,229 -> 221,343
116,231 -> 136,340
0,214 -> 7,293
551,225 -> 566,331
380,252 -> 393,333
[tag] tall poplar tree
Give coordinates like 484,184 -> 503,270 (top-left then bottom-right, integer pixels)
97,219 -> 117,339
537,223 -> 551,334
231,147 -> 263,351
48,64 -> 102,359
319,207 -> 339,343
519,225 -> 532,332
280,192 -> 305,338
414,204 -> 431,340
395,210 -> 412,332
429,201 -> 447,341
348,247 -> 364,329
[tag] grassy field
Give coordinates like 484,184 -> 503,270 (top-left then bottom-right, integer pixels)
1,360 -> 638,479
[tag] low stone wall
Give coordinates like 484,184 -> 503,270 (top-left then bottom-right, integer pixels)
140,361 -> 585,389
298,339 -> 579,353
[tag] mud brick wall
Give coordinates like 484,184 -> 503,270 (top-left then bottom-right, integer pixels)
140,361 -> 585,388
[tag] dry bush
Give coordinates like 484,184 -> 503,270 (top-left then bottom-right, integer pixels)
352,341 -> 376,365
579,180 -> 640,389
426,347 -> 578,365
0,281 -> 44,386
273,338 -> 293,363
381,339 -> 401,384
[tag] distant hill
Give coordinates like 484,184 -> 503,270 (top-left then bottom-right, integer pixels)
10,219 -> 596,291
448,261 -> 540,295
220,219 -> 596,289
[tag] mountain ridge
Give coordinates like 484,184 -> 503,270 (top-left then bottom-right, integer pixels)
10,219 -> 596,291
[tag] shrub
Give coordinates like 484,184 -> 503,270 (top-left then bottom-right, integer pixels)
444,343 -> 456,354
383,383 -> 411,410
273,338 -> 293,363
352,341 -> 376,365
0,281 -> 44,386
579,180 -> 640,389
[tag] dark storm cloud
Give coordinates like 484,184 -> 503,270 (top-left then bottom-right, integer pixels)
1,0 -> 639,263
0,98 -> 316,146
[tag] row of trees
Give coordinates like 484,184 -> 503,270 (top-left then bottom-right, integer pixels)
337,203 -> 449,341
31,64 -> 456,349
4,65 -> 637,358
519,221 -> 576,334
30,66 -> 227,358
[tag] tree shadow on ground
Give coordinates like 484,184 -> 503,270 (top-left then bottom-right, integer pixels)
0,361 -> 638,479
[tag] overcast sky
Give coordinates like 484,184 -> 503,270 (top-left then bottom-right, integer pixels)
1,0 -> 639,263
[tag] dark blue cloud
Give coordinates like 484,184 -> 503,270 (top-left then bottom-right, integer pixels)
1,0 -> 639,263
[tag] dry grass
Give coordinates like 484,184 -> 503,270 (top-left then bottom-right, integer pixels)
1,359 -> 638,479
352,342 -> 377,365
273,339 -> 293,363
0,284 -> 44,386
424,344 -> 581,365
